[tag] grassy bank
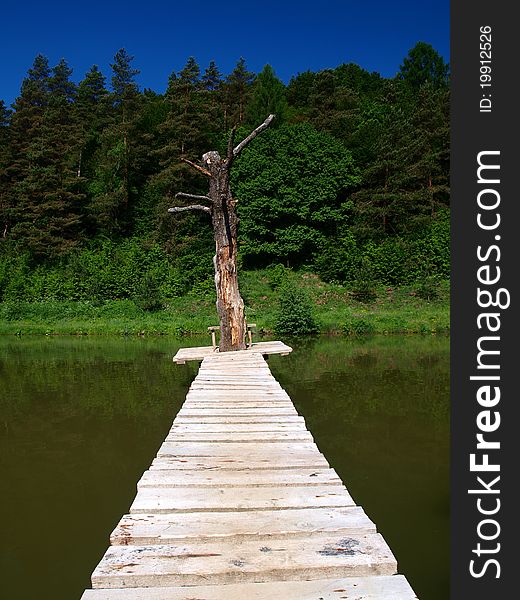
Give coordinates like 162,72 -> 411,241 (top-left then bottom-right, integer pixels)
0,270 -> 449,336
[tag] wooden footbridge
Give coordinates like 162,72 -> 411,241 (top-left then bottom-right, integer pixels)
81,342 -> 417,599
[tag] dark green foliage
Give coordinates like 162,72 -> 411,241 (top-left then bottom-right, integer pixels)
274,283 -> 319,335
223,57 -> 255,127
350,82 -> 450,241
0,239 -> 185,303
7,56 -> 85,259
246,65 -> 287,126
110,48 -> 140,102
232,122 -> 360,267
351,256 -> 378,303
265,264 -> 292,290
134,273 -> 163,312
1,45 -> 450,310
0,100 -> 11,239
314,231 -> 360,283
414,275 -> 441,301
342,317 -> 376,335
398,42 -> 450,88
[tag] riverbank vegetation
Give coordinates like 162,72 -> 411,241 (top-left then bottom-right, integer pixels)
0,43 -> 449,334
0,266 -> 449,336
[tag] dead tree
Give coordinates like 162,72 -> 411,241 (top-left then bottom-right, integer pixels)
168,114 -> 275,352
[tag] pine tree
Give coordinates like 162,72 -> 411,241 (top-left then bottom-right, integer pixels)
202,60 -> 222,92
89,49 -> 141,235
171,56 -> 202,155
8,58 -> 85,258
8,54 -> 51,174
48,58 -> 76,102
287,70 -> 316,110
111,48 -> 140,102
223,58 -> 254,127
153,58 -> 205,235
351,80 -> 450,239
246,64 -> 287,126
0,100 -> 12,240
77,65 -> 109,130
201,61 -> 225,148
398,42 -> 450,88
6,55 -> 51,250
76,65 -> 110,183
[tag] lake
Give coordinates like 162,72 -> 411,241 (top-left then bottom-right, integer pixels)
0,335 -> 449,599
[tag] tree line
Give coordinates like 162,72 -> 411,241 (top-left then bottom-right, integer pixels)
0,43 -> 450,302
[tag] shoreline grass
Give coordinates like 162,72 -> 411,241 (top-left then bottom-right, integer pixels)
0,271 -> 449,337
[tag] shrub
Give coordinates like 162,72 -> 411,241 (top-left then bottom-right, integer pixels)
266,263 -> 292,290
314,231 -> 361,284
351,257 -> 378,303
134,274 -> 163,312
342,317 -> 376,335
274,283 -> 319,335
362,238 -> 409,284
415,275 -> 441,301
189,278 -> 216,301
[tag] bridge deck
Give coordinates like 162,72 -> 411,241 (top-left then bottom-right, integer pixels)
81,347 -> 417,599
173,340 -> 292,364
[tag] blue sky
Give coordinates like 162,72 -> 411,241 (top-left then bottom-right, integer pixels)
1,1 -> 449,107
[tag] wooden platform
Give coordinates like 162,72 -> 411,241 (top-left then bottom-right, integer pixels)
82,350 -> 418,599
173,340 -> 293,364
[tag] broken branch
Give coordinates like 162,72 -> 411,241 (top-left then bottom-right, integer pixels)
233,114 -> 275,157
227,126 -> 237,161
181,158 -> 211,177
168,205 -> 211,214
175,192 -> 212,202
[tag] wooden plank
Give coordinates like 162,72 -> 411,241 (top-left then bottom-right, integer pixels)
194,373 -> 277,378
137,468 -> 342,488
156,441 -> 317,457
91,533 -> 396,588
183,401 -> 293,407
195,378 -> 275,382
171,416 -> 305,424
150,454 -> 330,470
177,405 -> 298,419
186,392 -> 289,397
169,422 -> 308,432
176,408 -> 298,417
190,390 -> 281,394
182,398 -> 293,405
197,368 -> 271,372
173,342 -> 293,364
165,431 -> 313,442
183,398 -> 293,404
190,381 -> 281,386
111,506 -> 375,545
82,575 -> 417,599
180,405 -> 296,413
201,358 -> 267,364
186,389 -> 289,394
185,394 -> 291,401
197,368 -> 273,372
129,484 -> 354,513
183,400 -> 298,414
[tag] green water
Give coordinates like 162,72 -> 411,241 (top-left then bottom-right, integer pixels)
0,335 -> 449,599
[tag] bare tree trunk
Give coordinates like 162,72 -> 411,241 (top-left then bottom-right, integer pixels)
168,115 -> 274,352
202,151 -> 245,350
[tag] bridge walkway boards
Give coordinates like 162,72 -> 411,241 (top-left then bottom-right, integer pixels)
81,346 -> 417,599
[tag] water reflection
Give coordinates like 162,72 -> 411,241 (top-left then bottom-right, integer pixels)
269,335 -> 449,600
0,335 -> 448,600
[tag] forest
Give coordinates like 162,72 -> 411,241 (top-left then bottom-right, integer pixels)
0,43 -> 450,333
